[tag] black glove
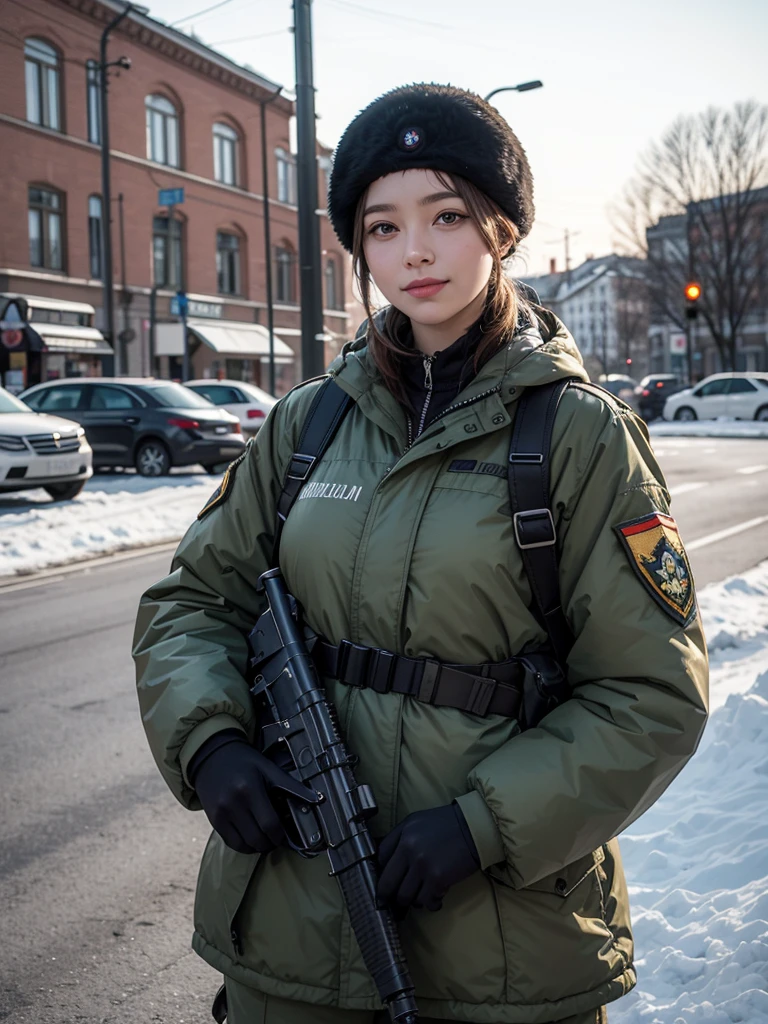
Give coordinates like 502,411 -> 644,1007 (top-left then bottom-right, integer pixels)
376,802 -> 481,913
190,732 -> 320,855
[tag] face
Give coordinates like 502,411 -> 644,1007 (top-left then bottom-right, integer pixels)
362,168 -> 493,342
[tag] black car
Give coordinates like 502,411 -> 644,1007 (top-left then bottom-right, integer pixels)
635,374 -> 684,421
20,378 -> 245,476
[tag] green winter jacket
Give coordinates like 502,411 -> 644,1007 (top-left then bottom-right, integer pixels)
133,309 -> 709,1023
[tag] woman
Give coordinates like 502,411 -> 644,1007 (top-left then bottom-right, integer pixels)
134,84 -> 709,1024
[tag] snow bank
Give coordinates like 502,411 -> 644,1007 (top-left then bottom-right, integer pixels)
615,561 -> 768,1023
0,471 -> 215,578
650,420 -> 768,439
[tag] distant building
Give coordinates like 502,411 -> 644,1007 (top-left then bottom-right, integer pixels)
0,0 -> 358,395
520,255 -> 651,379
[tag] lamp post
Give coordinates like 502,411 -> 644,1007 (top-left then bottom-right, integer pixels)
484,81 -> 543,103
98,2 -> 145,374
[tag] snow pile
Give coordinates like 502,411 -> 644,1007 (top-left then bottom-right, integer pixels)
0,471 -> 216,577
650,420 -> 768,439
615,562 -> 768,1023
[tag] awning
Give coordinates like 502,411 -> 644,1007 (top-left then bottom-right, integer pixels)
35,323 -> 114,356
187,318 -> 295,363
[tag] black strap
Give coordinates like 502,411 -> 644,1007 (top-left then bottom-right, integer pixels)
313,638 -> 524,718
508,379 -> 576,664
272,378 -> 354,565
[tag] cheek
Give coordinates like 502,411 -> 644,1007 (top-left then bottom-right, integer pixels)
364,242 -> 401,301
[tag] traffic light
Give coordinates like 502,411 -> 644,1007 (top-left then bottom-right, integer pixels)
685,282 -> 701,320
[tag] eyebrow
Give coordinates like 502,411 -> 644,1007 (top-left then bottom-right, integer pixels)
363,190 -> 461,217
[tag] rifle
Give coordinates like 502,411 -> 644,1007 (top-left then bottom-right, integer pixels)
247,567 -> 419,1024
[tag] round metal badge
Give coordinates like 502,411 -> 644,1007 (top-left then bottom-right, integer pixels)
398,126 -> 424,153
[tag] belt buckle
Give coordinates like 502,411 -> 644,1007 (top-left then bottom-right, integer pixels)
337,640 -> 370,687
513,508 -> 556,550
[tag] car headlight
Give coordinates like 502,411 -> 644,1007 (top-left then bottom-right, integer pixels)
76,427 -> 85,438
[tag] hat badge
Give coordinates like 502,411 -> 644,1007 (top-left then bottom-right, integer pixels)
398,126 -> 424,153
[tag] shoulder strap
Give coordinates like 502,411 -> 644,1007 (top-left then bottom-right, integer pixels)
272,378 -> 354,566
507,378 -> 577,664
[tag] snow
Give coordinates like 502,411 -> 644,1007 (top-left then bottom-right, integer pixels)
650,420 -> 768,439
1,474 -> 768,1021
0,469 -> 216,578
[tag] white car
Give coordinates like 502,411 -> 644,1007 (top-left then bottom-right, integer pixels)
663,372 -> 768,422
184,379 -> 277,436
0,386 -> 93,500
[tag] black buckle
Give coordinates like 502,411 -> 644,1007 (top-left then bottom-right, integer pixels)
508,452 -> 544,464
287,452 -> 316,482
369,648 -> 395,694
513,508 -> 556,549
337,640 -> 371,687
465,676 -> 497,716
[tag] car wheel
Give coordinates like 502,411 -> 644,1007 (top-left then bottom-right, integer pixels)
755,406 -> 768,422
135,440 -> 171,477
674,407 -> 697,421
44,480 -> 86,501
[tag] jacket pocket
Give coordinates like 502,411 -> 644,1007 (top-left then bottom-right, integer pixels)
194,830 -> 263,963
490,847 -> 623,1005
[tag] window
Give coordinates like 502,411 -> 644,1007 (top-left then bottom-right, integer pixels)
86,60 -> 101,144
90,385 -> 140,410
318,155 -> 332,204
325,256 -> 341,310
695,379 -> 729,397
276,148 -> 296,204
146,95 -> 180,167
216,232 -> 241,295
152,216 -> 183,288
33,385 -> 85,411
213,122 -> 238,185
274,244 -> 296,303
29,186 -> 63,270
25,38 -> 60,130
191,384 -> 245,404
727,377 -> 758,394
88,195 -> 102,279
143,383 -> 212,408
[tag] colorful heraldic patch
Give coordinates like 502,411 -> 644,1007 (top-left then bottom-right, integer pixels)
614,510 -> 696,626
197,446 -> 249,520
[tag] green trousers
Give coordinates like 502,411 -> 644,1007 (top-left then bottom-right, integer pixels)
223,980 -> 608,1024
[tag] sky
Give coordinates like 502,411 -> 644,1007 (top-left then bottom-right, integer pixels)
144,0 -> 767,278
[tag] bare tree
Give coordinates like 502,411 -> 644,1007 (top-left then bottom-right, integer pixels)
612,100 -> 768,371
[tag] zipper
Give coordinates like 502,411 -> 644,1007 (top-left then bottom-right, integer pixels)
404,382 -> 503,455
416,355 -> 435,438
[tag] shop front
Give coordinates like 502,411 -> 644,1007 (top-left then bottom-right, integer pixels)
186,318 -> 296,394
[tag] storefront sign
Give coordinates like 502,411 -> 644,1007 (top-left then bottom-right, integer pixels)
1,328 -> 24,349
171,297 -> 222,319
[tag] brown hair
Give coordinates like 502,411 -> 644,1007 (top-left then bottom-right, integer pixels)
351,170 -> 531,402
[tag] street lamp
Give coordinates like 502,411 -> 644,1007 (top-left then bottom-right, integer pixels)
484,81 -> 543,103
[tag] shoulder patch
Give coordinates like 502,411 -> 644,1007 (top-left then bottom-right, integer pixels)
614,511 -> 696,626
197,446 -> 249,520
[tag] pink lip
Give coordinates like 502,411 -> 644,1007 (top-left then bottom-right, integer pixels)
403,279 -> 448,298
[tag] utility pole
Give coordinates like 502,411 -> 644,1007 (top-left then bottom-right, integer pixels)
293,0 -> 325,380
98,3 -> 135,375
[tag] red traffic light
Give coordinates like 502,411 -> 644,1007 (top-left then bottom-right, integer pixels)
685,282 -> 701,302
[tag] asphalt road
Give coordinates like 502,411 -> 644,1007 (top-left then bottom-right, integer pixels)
0,436 -> 766,1022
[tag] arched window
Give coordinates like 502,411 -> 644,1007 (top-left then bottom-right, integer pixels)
216,231 -> 241,295
25,38 -> 61,130
86,60 -> 101,144
275,148 -> 296,205
88,195 -> 103,279
274,243 -> 296,303
28,185 -> 64,270
213,122 -> 238,186
145,94 -> 180,167
324,255 -> 342,310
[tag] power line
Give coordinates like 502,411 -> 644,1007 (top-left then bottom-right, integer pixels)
170,0 -> 237,27
324,0 -> 444,29
208,28 -> 291,47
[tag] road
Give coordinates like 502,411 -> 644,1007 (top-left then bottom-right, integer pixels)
0,436 -> 766,1022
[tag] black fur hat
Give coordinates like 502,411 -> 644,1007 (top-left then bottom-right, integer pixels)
328,83 -> 534,253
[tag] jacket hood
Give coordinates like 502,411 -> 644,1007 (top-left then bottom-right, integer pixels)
330,305 -> 589,403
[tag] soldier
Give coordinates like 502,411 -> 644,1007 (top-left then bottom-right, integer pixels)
134,84 -> 709,1024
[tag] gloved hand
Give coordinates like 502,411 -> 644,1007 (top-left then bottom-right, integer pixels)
190,733 -> 320,855
377,802 -> 480,913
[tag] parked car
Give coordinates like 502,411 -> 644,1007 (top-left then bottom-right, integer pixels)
635,374 -> 684,421
184,379 -> 277,437
597,374 -> 640,412
20,378 -> 245,477
0,385 -> 93,500
663,372 -> 768,422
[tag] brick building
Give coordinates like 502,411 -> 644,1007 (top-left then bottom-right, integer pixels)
0,0 -> 359,395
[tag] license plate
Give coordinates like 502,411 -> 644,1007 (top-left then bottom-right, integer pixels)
43,454 -> 82,476
214,426 -> 228,434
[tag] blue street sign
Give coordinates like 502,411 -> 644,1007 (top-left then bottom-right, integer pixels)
158,187 -> 185,207
171,291 -> 188,317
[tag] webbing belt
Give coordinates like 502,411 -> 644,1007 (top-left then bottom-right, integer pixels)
312,638 -> 525,718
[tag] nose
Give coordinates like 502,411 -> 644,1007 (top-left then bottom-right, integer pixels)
403,229 -> 434,269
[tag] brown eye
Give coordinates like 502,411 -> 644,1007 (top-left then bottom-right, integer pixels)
436,212 -> 467,226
